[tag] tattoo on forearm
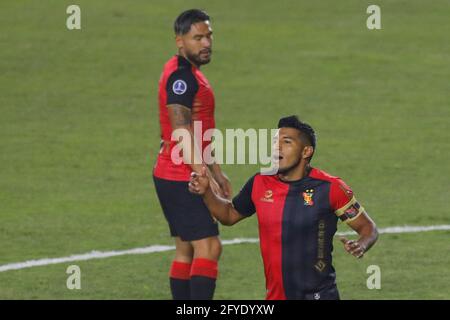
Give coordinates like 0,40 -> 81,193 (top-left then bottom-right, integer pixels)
169,105 -> 191,126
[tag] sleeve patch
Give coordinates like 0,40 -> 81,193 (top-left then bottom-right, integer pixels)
165,68 -> 198,108
172,79 -> 187,95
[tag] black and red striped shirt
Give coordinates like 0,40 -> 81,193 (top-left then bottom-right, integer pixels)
232,167 -> 365,300
154,55 -> 215,181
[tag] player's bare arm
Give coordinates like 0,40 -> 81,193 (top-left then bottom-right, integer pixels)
167,104 -> 222,194
202,131 -> 231,198
167,104 -> 231,199
167,104 -> 207,171
168,103 -> 192,126
208,163 -> 232,199
189,167 -> 245,226
340,212 -> 378,259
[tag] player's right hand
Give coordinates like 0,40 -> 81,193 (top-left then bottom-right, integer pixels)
189,166 -> 210,195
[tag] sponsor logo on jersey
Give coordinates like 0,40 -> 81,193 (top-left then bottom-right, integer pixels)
260,190 -> 274,203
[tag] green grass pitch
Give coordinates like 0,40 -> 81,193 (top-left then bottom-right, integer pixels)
0,0 -> 449,299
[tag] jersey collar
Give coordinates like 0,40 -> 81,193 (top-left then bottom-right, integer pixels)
275,167 -> 316,185
177,55 -> 196,68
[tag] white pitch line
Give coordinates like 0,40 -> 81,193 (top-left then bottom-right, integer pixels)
0,225 -> 449,273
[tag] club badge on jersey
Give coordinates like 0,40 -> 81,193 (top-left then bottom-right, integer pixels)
302,189 -> 314,206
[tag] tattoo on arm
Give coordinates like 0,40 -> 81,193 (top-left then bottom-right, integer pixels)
168,104 -> 192,127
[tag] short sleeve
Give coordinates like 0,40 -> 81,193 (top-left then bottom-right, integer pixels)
166,68 -> 199,108
232,175 -> 257,217
330,178 -> 365,223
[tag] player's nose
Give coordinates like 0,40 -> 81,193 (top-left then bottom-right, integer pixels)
202,37 -> 212,48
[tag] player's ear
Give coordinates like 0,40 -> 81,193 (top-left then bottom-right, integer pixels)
175,35 -> 184,49
303,146 -> 314,159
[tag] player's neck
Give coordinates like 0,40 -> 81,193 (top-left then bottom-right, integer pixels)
178,51 -> 200,69
278,163 -> 311,182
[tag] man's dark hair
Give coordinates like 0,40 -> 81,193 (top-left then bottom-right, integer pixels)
174,9 -> 210,35
278,115 -> 317,159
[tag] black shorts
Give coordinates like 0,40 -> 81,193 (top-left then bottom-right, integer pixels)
153,175 -> 219,241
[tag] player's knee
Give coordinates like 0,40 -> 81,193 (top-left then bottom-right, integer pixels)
174,250 -> 193,263
193,237 -> 222,260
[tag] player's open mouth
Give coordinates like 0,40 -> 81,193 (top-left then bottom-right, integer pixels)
273,155 -> 283,161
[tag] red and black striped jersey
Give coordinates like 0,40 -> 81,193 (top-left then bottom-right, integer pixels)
232,167 -> 365,300
154,55 -> 215,181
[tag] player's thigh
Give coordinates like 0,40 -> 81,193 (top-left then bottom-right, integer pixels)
153,176 -> 219,241
153,176 -> 179,237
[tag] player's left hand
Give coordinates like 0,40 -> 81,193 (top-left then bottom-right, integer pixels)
340,237 -> 366,259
